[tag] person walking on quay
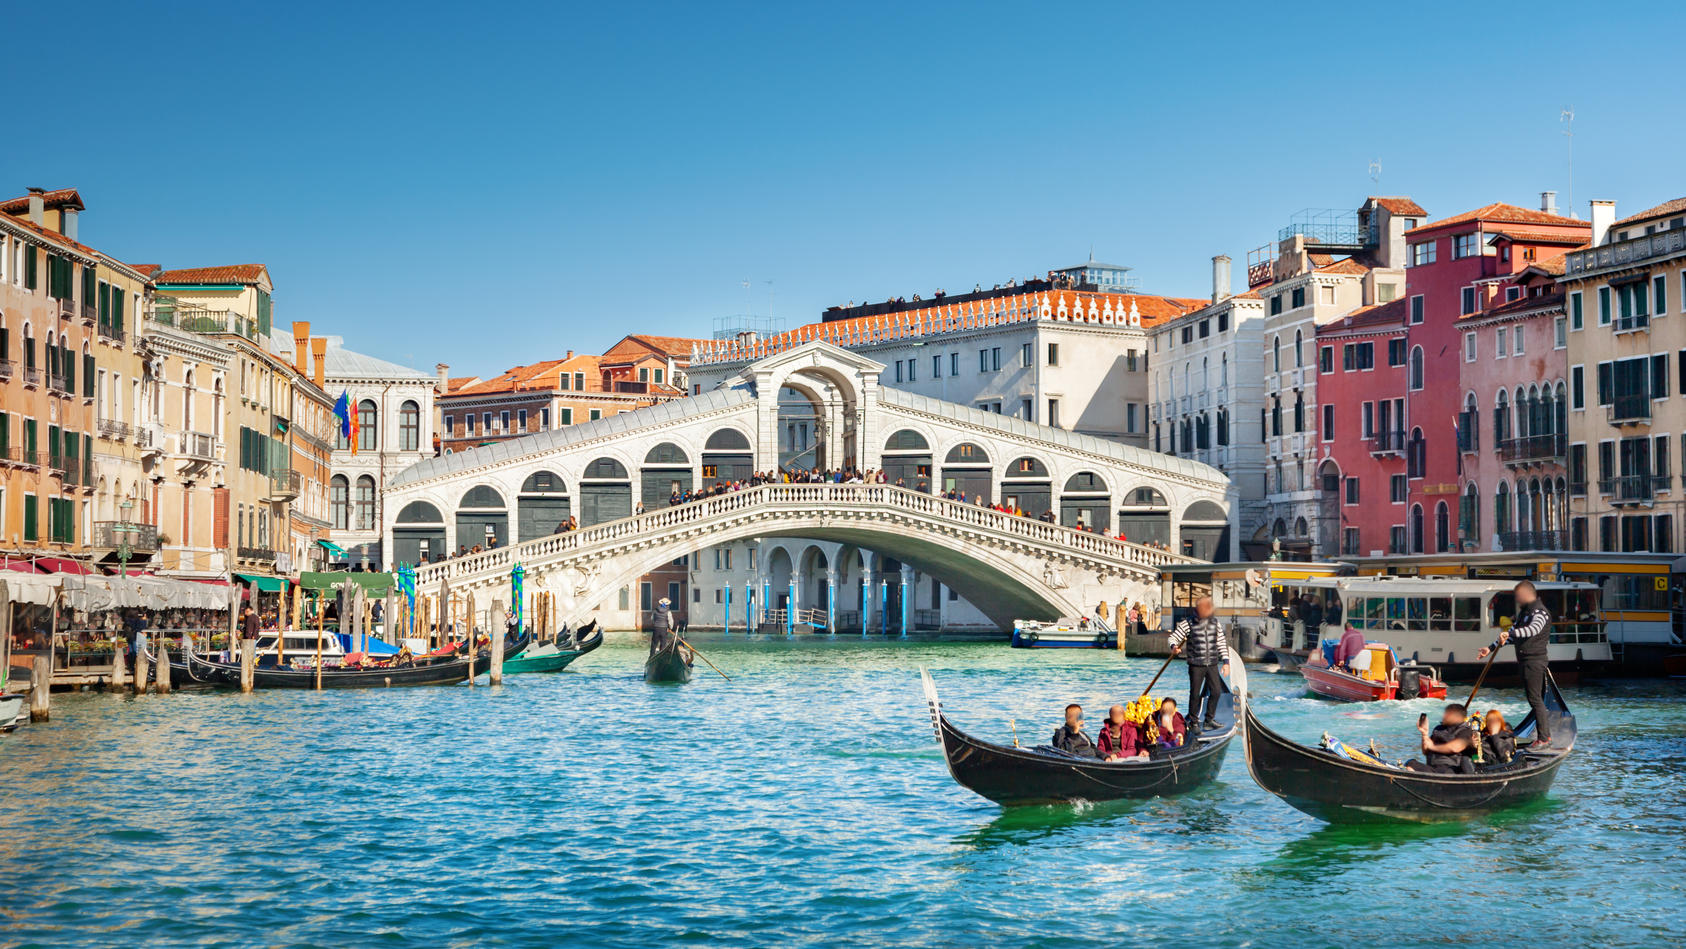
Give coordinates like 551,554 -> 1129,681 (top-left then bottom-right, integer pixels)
1168,595 -> 1227,732
240,603 -> 260,640
1477,580 -> 1555,748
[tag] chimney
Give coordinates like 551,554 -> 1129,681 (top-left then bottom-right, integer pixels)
310,337 -> 327,389
565,350 -> 574,360
62,208 -> 78,241
1540,191 -> 1558,216
26,187 -> 44,224
1589,200 -> 1617,246
291,322 -> 311,375
1211,255 -> 1232,304
436,363 -> 450,393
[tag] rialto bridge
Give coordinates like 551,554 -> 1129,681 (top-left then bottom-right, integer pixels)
382,342 -> 1234,627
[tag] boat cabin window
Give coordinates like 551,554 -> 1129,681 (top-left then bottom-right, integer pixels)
1428,597 -> 1452,631
1453,596 -> 1481,631
1352,594 -> 1482,632
1489,592 -> 1516,627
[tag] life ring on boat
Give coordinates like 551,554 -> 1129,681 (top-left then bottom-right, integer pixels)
1023,631 -> 1039,645
1094,631 -> 1109,647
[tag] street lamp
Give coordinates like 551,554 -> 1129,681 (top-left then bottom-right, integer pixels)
112,498 -> 141,574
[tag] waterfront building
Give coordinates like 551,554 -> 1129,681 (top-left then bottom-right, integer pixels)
318,336 -> 436,570
0,189 -> 109,562
1455,256 -> 1571,553
1560,196 -> 1686,556
88,254 -> 153,570
1149,256 -> 1266,550
1315,297 -> 1411,556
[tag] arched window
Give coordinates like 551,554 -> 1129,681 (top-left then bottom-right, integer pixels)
357,399 -> 378,452
1435,501 -> 1450,552
1221,353 -> 1229,387
22,321 -> 34,372
1272,336 -> 1281,373
1495,482 -> 1511,535
212,377 -> 225,441
1494,390 -> 1511,443
330,475 -> 349,530
1410,504 -> 1425,554
399,400 -> 420,451
1409,345 -> 1424,391
1294,329 -> 1304,367
182,368 -> 195,431
1460,482 -> 1480,547
355,475 -> 376,530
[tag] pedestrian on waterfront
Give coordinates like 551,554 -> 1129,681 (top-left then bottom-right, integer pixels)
1168,595 -> 1227,732
240,604 -> 260,640
1477,580 -> 1555,748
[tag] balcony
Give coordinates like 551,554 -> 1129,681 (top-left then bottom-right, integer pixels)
0,359 -> 12,380
48,372 -> 68,394
49,455 -> 80,487
97,418 -> 134,441
1368,430 -> 1407,456
1265,375 -> 1281,395
1497,433 -> 1566,467
56,297 -> 75,320
1565,227 -> 1686,278
1601,475 -> 1654,506
178,430 -> 217,461
81,301 -> 96,325
97,323 -> 126,346
22,366 -> 40,386
1613,313 -> 1650,335
237,546 -> 277,563
0,446 -> 38,467
94,521 -> 158,552
1607,393 -> 1652,426
1499,530 -> 1568,551
268,467 -> 302,501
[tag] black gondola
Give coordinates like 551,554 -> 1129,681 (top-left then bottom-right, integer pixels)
1242,673 -> 1577,822
183,644 -> 478,688
920,649 -> 1247,806
643,638 -> 693,684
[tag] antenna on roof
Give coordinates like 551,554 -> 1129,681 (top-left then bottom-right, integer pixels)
1368,159 -> 1381,186
1560,107 -> 1575,216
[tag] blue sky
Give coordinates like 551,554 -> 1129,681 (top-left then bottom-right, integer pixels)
6,1 -> 1682,376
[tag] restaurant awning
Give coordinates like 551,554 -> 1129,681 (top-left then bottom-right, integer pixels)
233,573 -> 289,593
35,557 -> 101,576
0,573 -> 61,605
297,570 -> 394,596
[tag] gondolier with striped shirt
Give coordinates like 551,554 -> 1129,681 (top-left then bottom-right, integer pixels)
1477,580 -> 1554,748
1168,596 -> 1227,732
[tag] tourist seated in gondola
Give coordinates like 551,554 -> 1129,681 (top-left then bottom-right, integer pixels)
1405,704 -> 1477,774
1051,704 -> 1097,757
1096,705 -> 1148,761
1481,709 -> 1517,765
1153,698 -> 1187,749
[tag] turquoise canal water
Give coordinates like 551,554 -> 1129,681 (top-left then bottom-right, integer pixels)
2,638 -> 1683,948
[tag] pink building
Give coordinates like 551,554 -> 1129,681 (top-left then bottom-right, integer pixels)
1454,258 -> 1572,552
1314,298 -> 1410,555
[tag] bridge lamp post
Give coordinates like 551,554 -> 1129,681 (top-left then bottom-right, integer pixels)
899,566 -> 911,640
826,571 -> 836,638
745,581 -> 754,632
860,572 -> 870,638
786,579 -> 796,637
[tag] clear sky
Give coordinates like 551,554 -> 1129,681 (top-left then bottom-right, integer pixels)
6,1 -> 1682,376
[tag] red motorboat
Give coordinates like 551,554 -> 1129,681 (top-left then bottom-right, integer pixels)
1301,641 -> 1447,702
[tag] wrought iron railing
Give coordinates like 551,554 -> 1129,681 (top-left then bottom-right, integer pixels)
1499,530 -> 1567,551
94,521 -> 159,551
1367,430 -> 1407,455
1497,433 -> 1566,465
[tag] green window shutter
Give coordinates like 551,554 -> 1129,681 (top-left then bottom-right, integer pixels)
24,419 -> 36,456
83,435 -> 92,484
99,282 -> 109,325
82,266 -> 95,308
0,327 -> 7,362
23,494 -> 36,542
47,425 -> 59,466
83,354 -> 94,397
64,350 -> 75,394
0,413 -> 8,454
113,292 -> 124,332
24,246 -> 37,290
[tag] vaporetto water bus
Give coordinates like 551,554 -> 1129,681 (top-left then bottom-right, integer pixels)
1263,575 -> 1609,679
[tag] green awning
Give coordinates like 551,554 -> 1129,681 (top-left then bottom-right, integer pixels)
317,538 -> 348,558
233,573 -> 288,593
297,570 -> 394,596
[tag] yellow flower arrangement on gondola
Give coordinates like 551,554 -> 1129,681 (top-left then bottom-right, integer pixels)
1124,695 -> 1160,745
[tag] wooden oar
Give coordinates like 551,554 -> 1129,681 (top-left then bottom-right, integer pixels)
1463,635 -> 1503,711
674,636 -> 731,681
1136,653 -> 1175,700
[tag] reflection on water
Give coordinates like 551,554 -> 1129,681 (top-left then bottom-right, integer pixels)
0,641 -> 1681,948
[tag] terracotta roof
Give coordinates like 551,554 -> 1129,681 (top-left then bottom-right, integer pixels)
600,334 -> 707,362
1529,254 -> 1568,277
2,214 -> 98,257
1319,298 -> 1407,335
155,264 -> 270,286
1486,228 -> 1589,246
127,264 -> 162,278
1369,196 -> 1427,216
1409,203 -> 1589,236
446,354 -> 613,397
1461,288 -> 1566,323
1612,197 -> 1686,229
1315,258 -> 1370,276
446,376 -> 482,392
1307,253 -> 1336,267
0,188 -> 85,214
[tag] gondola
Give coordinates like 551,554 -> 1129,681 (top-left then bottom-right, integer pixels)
919,648 -> 1247,806
643,637 -> 693,684
183,642 -> 478,689
1242,672 -> 1577,822
503,622 -> 603,674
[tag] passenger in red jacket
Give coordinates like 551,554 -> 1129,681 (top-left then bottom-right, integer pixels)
1154,698 -> 1188,748
1096,704 -> 1149,761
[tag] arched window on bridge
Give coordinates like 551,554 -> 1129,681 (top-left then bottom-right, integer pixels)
882,429 -> 932,492
517,470 -> 570,541
941,443 -> 991,501
393,500 -> 445,567
580,458 -> 631,527
703,429 -> 753,488
1180,499 -> 1229,560
457,485 -> 508,551
1119,486 -> 1170,547
1060,472 -> 1112,532
1001,456 -> 1051,518
642,442 -> 693,509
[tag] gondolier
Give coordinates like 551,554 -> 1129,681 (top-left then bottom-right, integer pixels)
1168,596 -> 1227,731
1477,580 -> 1554,748
649,598 -> 676,656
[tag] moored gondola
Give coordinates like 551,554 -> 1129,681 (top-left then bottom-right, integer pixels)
920,648 -> 1247,806
503,622 -> 603,674
183,643 -> 478,688
1242,673 -> 1577,822
643,638 -> 693,684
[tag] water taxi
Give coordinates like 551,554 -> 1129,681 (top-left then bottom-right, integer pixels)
1011,616 -> 1115,648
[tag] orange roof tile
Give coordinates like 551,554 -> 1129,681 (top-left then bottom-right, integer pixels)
1460,288 -> 1566,323
1409,203 -> 1589,237
1487,228 -> 1590,246
1320,298 -> 1407,334
1612,197 -> 1686,229
3,214 -> 98,257
1315,258 -> 1370,276
1370,196 -> 1427,216
601,334 -> 707,362
0,188 -> 85,214
127,264 -> 163,278
155,264 -> 270,285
